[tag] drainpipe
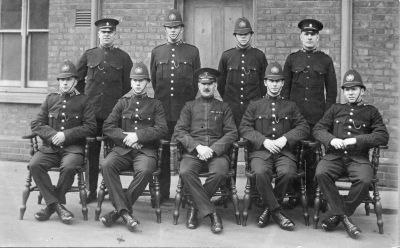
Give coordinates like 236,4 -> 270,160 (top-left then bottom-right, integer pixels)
340,0 -> 352,103
90,0 -> 101,48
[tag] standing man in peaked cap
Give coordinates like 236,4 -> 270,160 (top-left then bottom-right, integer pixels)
218,17 -> 268,127
150,9 -> 201,202
29,60 -> 96,224
239,62 -> 309,231
76,18 -> 133,203
282,19 -> 337,203
313,69 -> 388,239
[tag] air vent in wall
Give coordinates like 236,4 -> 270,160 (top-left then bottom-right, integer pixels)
75,9 -> 91,27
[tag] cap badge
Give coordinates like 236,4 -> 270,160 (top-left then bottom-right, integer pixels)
135,67 -> 143,74
346,74 -> 355,82
271,66 -> 279,74
62,64 -> 70,72
309,23 -> 313,28
169,13 -> 176,21
239,20 -> 246,28
106,22 -> 110,26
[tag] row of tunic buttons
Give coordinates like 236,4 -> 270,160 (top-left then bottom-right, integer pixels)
271,102 -> 276,138
240,54 -> 245,105
170,48 -> 176,97
134,101 -> 140,130
59,100 -> 67,148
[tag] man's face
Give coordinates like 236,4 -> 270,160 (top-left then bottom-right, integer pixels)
59,77 -> 77,94
343,86 -> 364,103
265,79 -> 284,96
300,31 -> 319,50
235,33 -> 252,46
98,29 -> 116,46
131,78 -> 149,95
198,82 -> 216,98
165,25 -> 183,42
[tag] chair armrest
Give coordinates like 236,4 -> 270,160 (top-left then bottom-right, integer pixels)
86,137 -> 97,143
234,139 -> 249,149
299,140 -> 320,149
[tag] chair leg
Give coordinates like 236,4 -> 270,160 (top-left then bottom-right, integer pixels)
242,177 -> 252,226
173,177 -> 183,225
20,170 -> 32,220
149,181 -> 155,209
78,171 -> 88,220
230,176 -> 241,225
95,179 -> 106,221
38,192 -> 43,205
300,176 -> 309,226
365,202 -> 370,216
373,184 -> 384,234
153,175 -> 161,223
313,185 -> 321,229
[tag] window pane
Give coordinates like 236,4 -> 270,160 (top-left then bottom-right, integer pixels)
0,34 -> 21,80
0,0 -> 22,29
29,33 -> 48,81
29,0 -> 49,29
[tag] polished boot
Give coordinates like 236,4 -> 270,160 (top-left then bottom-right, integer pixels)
321,215 -> 341,231
54,203 -> 74,224
271,211 -> 295,231
100,210 -> 120,227
121,210 -> 140,232
209,212 -> 223,234
341,215 -> 361,239
34,204 -> 55,221
257,208 -> 271,228
186,207 -> 198,229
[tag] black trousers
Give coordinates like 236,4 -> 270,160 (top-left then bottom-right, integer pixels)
179,155 -> 229,217
101,150 -> 156,213
87,119 -> 103,194
315,156 -> 373,216
159,121 -> 175,199
29,150 -> 83,206
251,154 -> 297,211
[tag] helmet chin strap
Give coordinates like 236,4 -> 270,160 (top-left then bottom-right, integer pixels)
266,83 -> 283,97
168,28 -> 183,43
60,82 -> 76,94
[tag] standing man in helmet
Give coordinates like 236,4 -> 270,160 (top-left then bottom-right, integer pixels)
76,18 -> 133,202
150,9 -> 201,202
239,62 -> 309,231
282,19 -> 337,203
218,17 -> 268,127
313,69 -> 388,239
29,60 -> 96,224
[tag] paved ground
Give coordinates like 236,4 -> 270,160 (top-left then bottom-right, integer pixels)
1,160 -> 399,248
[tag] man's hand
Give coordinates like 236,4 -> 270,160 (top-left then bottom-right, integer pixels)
52,132 -> 65,146
330,138 -> 345,150
343,138 -> 357,147
263,139 -> 281,154
123,132 -> 138,147
131,143 -> 143,150
274,136 -> 288,150
196,145 -> 214,161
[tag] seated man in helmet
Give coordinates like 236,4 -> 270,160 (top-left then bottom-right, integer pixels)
313,69 -> 389,239
99,62 -> 168,232
30,60 -> 96,224
239,62 -> 309,231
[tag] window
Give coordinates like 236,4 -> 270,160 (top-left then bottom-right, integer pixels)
0,0 -> 49,88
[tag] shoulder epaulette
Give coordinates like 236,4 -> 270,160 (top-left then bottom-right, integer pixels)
153,43 -> 168,50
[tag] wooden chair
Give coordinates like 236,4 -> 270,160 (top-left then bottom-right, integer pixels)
170,141 -> 241,225
241,139 -> 314,226
94,136 -> 169,223
313,145 -> 388,234
19,133 -> 92,221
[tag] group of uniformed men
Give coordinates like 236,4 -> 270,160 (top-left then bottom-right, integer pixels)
27,8 -> 388,239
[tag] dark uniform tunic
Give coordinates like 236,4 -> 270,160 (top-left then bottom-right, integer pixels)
29,90 -> 96,206
283,49 -> 337,126
173,97 -> 238,217
313,102 -> 389,216
76,45 -> 133,195
101,94 -> 168,213
239,95 -> 309,210
150,41 -> 201,198
218,47 -> 268,126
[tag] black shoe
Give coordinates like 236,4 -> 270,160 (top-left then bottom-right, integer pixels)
271,211 -> 295,231
257,208 -> 271,228
341,215 -> 361,239
121,211 -> 140,232
209,212 -> 223,234
321,215 -> 341,231
34,204 -> 55,221
100,210 -> 120,227
87,192 -> 97,204
186,207 -> 198,229
54,203 -> 74,224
